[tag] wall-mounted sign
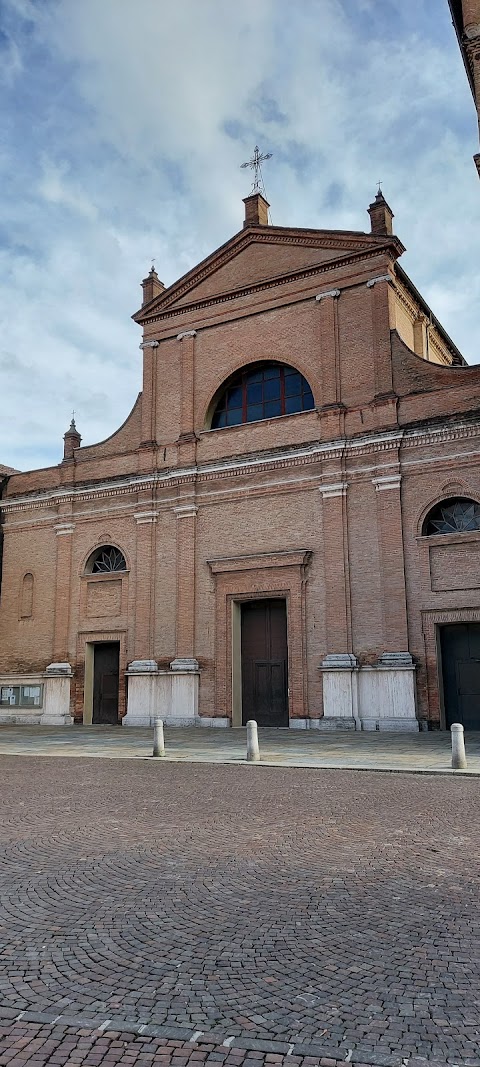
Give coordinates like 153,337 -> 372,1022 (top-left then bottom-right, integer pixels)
0,685 -> 43,708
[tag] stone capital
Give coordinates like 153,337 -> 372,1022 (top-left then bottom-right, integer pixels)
366,274 -> 392,288
372,474 -> 401,491
55,523 -> 75,536
176,330 -> 197,341
173,503 -> 198,518
139,340 -> 159,349
134,510 -> 158,524
319,482 -> 348,498
315,288 -> 341,302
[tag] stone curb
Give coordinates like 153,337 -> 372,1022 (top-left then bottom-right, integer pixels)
0,1005 -> 475,1066
0,748 -> 479,776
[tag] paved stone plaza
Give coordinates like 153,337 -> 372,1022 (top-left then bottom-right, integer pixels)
0,725 -> 480,774
0,756 -> 479,1067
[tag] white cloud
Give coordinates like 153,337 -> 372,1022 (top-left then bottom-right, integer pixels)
38,158 -> 98,220
0,0 -> 478,470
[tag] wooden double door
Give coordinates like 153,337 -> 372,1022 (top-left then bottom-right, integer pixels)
241,599 -> 288,727
93,642 -> 120,724
440,623 -> 480,730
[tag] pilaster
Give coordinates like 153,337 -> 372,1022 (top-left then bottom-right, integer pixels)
315,289 -> 345,438
133,505 -> 158,660
367,274 -> 395,403
172,502 -> 198,671
319,480 -> 352,654
372,473 -> 409,651
140,339 -> 159,448
52,518 -> 75,663
176,330 -> 197,464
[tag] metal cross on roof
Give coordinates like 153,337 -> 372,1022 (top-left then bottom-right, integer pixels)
241,145 -> 272,193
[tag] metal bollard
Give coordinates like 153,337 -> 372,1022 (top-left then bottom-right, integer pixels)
246,720 -> 260,762
153,717 -> 165,758
451,722 -> 467,770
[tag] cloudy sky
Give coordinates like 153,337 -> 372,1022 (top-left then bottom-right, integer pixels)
1,0 -> 478,471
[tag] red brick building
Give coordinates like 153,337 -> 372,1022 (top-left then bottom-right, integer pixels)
1,191 -> 480,731
448,0 -> 480,175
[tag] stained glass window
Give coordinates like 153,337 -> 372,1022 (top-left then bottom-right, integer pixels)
87,546 -> 127,573
211,363 -> 314,429
424,498 -> 480,535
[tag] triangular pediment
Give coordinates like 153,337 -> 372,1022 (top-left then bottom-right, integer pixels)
134,225 -> 404,324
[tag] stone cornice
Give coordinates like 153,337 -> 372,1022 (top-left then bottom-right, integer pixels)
207,548 -> 312,574
135,226 -> 403,324
0,431 -> 400,514
141,247 -> 395,326
2,420 -> 479,516
391,276 -> 419,320
401,419 -> 480,449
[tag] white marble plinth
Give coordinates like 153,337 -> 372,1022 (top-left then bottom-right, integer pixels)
123,663 -> 199,727
320,654 -> 359,729
197,717 -> 230,728
124,661 -> 160,726
41,663 -> 73,726
167,671 -> 199,725
0,711 -> 43,725
358,654 -> 418,732
318,652 -> 418,732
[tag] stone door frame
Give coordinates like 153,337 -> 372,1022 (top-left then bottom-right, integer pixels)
207,550 -> 311,726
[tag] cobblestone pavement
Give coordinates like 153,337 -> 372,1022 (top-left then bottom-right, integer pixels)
1,758 -> 480,1066
0,1021 -> 378,1067
1,725 -> 480,774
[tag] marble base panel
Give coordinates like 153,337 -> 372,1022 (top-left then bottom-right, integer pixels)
289,717 -> 356,730
0,711 -> 43,725
320,653 -> 418,732
123,663 -> 199,727
198,717 -> 230,727
358,659 -> 418,732
41,664 -> 73,726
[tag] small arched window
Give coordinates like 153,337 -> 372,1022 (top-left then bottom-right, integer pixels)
423,498 -> 480,535
85,545 -> 127,574
211,362 -> 315,429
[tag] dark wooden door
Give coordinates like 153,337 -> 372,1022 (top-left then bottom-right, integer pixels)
93,643 -> 120,725
241,599 -> 288,727
440,624 -> 480,730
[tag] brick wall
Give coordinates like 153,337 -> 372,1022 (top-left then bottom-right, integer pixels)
1,219 -> 479,726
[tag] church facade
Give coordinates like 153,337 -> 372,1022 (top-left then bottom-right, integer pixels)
1,190 -> 480,731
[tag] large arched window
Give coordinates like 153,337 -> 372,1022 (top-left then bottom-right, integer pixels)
85,545 -> 127,574
211,362 -> 315,429
423,498 -> 480,535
